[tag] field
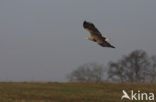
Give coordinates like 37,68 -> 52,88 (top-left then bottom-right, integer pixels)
0,82 -> 155,102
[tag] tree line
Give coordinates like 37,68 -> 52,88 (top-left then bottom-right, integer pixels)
67,50 -> 156,83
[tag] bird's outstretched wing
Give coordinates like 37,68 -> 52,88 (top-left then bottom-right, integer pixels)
97,38 -> 115,48
83,21 -> 102,37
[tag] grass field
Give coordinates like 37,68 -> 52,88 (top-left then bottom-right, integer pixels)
0,82 -> 155,102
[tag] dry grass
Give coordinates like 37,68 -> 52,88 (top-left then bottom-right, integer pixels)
0,82 -> 155,102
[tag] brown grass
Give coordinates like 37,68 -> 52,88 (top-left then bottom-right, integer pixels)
0,82 -> 155,102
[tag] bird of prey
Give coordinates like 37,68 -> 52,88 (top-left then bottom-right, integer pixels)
83,21 -> 115,48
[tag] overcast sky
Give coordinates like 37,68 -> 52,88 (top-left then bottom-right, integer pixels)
0,0 -> 156,81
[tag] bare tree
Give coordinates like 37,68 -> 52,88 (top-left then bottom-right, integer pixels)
150,56 -> 156,83
108,50 -> 150,83
67,63 -> 104,82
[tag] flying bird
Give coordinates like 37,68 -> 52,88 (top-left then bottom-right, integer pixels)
83,21 -> 115,48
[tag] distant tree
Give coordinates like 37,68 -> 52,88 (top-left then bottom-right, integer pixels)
67,63 -> 104,82
108,50 -> 151,83
150,56 -> 156,83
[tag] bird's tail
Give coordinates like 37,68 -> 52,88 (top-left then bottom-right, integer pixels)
105,37 -> 110,41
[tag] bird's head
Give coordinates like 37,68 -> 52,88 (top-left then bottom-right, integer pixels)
85,37 -> 95,42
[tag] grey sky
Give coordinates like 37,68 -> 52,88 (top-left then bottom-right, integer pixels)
0,0 -> 156,81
